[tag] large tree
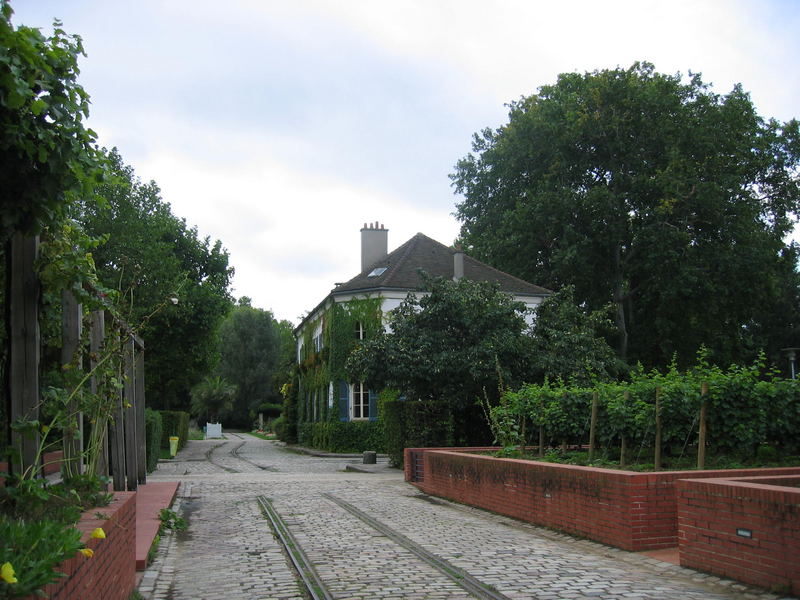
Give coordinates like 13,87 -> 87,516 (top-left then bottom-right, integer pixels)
453,62 -> 800,369
215,298 -> 294,428
346,275 -> 533,445
78,149 -> 234,411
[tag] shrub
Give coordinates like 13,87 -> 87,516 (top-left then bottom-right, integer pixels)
145,408 -> 163,473
382,398 -> 454,467
159,411 -> 189,450
297,421 -> 385,453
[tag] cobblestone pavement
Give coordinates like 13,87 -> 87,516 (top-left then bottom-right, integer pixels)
138,434 -> 790,600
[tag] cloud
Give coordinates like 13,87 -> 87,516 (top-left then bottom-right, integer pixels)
11,0 -> 800,324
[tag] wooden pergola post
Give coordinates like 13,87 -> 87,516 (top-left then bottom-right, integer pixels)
108,327 -> 126,491
135,344 -> 146,485
8,233 -> 41,477
123,335 -> 138,490
61,290 -> 83,478
90,310 -> 109,477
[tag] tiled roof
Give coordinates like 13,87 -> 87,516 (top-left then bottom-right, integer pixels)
332,233 -> 551,297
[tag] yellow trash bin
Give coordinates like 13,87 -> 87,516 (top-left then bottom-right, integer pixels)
169,436 -> 179,457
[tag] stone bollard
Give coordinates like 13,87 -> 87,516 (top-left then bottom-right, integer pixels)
362,451 -> 377,464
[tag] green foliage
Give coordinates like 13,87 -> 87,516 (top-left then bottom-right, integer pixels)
382,398 -> 455,467
453,62 -> 800,370
0,516 -> 83,599
145,408 -> 163,473
216,302 -> 294,428
79,149 -> 233,412
189,375 -> 236,424
0,1 -> 103,243
528,286 -> 624,384
157,508 -> 186,533
0,473 -> 112,599
277,370 -> 299,443
326,298 -> 382,382
159,411 -> 189,450
295,297 -> 383,439
347,275 -> 531,445
297,421 -> 384,453
492,352 -> 800,460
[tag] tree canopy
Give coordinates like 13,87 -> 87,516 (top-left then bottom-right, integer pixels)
190,375 -> 236,424
452,62 -> 800,369
78,149 -> 234,411
215,300 -> 294,428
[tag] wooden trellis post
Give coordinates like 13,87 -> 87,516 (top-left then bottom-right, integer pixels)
135,344 -> 146,485
588,390 -> 599,462
697,382 -> 708,469
8,233 -> 40,476
90,310 -> 109,477
61,290 -> 84,478
620,390 -> 629,467
654,387 -> 662,471
123,335 -> 138,491
108,327 -> 126,491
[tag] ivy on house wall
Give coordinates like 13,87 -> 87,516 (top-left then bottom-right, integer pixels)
296,297 -> 383,429
327,297 -> 383,383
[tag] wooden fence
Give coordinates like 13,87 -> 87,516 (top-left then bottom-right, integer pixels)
6,232 -> 146,490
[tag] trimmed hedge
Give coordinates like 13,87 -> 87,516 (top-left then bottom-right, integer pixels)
159,410 -> 189,450
144,408 -> 162,473
298,421 -> 385,453
382,399 -> 454,467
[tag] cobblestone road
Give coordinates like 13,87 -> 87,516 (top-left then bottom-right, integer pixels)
138,434 -> 789,600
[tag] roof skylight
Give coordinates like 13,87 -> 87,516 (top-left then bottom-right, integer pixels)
367,267 -> 388,277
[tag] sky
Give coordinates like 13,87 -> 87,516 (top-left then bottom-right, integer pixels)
11,0 -> 800,325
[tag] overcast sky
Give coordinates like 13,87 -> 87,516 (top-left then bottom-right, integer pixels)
12,0 -> 800,324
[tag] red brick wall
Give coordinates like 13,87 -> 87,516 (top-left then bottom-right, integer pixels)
37,491 -> 137,600
678,476 -> 800,595
406,448 -> 800,552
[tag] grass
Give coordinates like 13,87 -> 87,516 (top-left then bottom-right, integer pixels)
188,428 -> 205,440
249,431 -> 277,440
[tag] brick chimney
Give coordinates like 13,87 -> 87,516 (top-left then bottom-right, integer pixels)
361,222 -> 388,272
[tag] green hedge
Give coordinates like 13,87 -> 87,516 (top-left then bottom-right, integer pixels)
144,408 -> 162,473
297,421 -> 385,453
382,399 -> 454,467
159,410 -> 189,450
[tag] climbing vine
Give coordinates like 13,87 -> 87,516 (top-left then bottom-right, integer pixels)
296,297 -> 383,430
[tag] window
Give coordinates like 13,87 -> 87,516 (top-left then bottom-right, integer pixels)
351,382 -> 369,420
313,333 -> 323,352
367,267 -> 387,277
355,321 -> 365,340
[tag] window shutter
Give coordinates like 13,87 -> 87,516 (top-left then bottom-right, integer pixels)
338,381 -> 350,422
368,389 -> 378,421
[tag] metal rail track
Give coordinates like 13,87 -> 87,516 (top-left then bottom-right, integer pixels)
205,433 -> 277,472
323,493 -> 513,600
257,495 -> 335,600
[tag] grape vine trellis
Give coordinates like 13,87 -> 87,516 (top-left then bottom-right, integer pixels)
489,354 -> 800,469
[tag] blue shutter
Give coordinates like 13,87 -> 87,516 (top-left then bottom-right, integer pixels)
368,389 -> 378,421
338,381 -> 350,422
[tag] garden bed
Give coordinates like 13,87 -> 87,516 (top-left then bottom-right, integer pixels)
32,491 -> 137,600
405,447 -> 800,552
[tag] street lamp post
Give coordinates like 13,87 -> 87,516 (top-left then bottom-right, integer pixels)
781,348 -> 799,380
